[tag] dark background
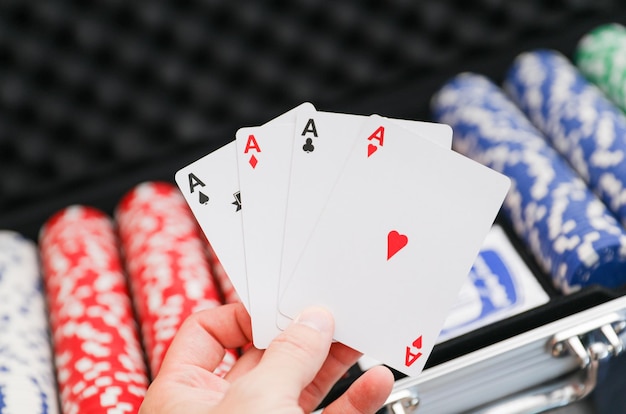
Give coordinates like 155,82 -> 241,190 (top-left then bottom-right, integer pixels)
1,0 -> 625,241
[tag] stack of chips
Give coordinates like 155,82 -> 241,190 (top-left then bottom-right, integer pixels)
0,231 -> 59,414
576,23 -> 626,113
431,73 -> 626,292
39,206 -> 148,414
115,182 -> 237,378
504,50 -> 626,227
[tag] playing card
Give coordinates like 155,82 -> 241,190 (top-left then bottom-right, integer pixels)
175,143 -> 249,308
279,115 -> 510,376
437,225 -> 549,342
278,110 -> 452,328
235,103 -> 314,348
174,102 -> 315,311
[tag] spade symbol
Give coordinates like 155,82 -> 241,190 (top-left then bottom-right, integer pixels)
199,191 -> 209,205
303,138 -> 315,153
232,191 -> 242,212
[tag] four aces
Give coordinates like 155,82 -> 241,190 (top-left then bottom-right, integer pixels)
175,104 -> 509,377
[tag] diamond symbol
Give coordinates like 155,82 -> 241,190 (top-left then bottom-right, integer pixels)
249,154 -> 258,169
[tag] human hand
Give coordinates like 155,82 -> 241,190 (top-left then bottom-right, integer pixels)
140,302 -> 394,413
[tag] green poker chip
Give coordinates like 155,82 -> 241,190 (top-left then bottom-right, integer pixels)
575,23 -> 626,112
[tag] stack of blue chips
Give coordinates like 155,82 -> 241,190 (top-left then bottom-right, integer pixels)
505,49 -> 626,227
0,231 -> 58,414
431,73 -> 626,292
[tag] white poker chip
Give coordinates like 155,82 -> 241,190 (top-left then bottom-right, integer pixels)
0,231 -> 59,414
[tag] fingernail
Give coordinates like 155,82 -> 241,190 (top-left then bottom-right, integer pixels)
294,307 -> 333,334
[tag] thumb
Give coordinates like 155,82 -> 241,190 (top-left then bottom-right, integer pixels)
253,306 -> 335,398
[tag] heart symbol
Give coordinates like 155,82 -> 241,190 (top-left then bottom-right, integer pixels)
405,335 -> 423,367
387,230 -> 408,260
367,143 -> 378,157
412,335 -> 422,349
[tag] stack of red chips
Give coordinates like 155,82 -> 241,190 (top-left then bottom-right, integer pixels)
39,205 -> 149,414
115,181 -> 237,377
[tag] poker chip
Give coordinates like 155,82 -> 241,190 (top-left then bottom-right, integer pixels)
431,72 -> 626,292
576,23 -> 626,112
0,231 -> 59,414
504,50 -> 626,228
115,181 -> 237,377
39,205 -> 148,414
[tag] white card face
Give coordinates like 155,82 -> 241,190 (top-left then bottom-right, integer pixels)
279,115 -> 510,376
437,225 -> 549,342
236,120 -> 305,348
358,225 -> 549,371
393,119 -> 452,149
175,142 -> 249,309
277,111 -> 452,328
175,102 -> 315,312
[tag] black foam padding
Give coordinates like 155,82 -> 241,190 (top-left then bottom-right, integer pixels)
0,1 -> 625,239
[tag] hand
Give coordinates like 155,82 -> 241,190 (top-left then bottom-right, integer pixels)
140,302 -> 394,413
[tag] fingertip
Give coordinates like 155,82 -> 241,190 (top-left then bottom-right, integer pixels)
367,365 -> 395,396
324,365 -> 395,414
355,365 -> 395,404
359,366 -> 395,414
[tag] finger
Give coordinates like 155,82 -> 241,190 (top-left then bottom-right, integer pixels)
299,342 -> 363,412
227,329 -> 361,390
251,306 -> 335,399
223,347 -> 263,381
322,365 -> 394,414
158,303 -> 252,375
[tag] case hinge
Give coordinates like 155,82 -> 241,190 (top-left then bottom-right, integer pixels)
549,313 -> 626,361
474,313 -> 626,413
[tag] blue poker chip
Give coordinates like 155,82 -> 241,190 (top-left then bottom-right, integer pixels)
0,231 -> 59,414
431,72 -> 626,292
504,49 -> 626,226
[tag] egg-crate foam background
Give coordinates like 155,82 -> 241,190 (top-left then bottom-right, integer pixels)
0,0 -> 625,241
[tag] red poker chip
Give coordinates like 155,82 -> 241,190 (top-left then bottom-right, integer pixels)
40,205 -> 149,413
116,182 -> 236,377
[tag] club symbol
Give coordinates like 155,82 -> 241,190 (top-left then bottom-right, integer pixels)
303,138 -> 315,153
